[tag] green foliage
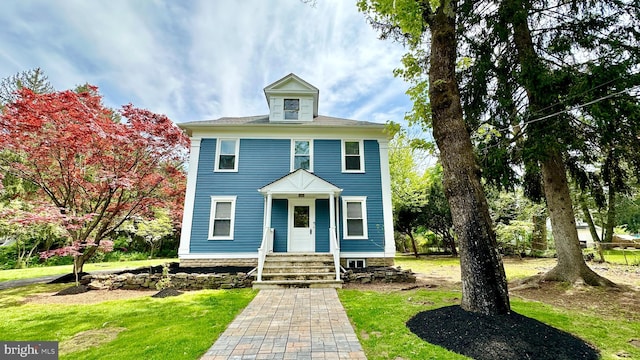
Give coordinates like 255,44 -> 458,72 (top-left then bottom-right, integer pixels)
0,67 -> 54,106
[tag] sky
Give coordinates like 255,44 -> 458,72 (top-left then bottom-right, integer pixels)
0,0 -> 413,125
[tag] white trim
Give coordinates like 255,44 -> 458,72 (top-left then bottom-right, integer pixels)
178,138 -> 201,256
342,196 -> 368,240
290,139 -> 313,172
214,138 -> 239,172
179,252 -> 258,259
208,196 -> 237,240
341,139 -> 365,173
346,258 -> 366,268
378,139 -> 396,257
339,252 -> 387,258
188,128 -> 386,142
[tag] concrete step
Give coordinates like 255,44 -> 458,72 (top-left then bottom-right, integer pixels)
261,273 -> 337,281
252,279 -> 343,289
262,266 -> 334,274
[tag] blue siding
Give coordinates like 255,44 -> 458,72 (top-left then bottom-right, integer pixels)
315,140 -> 385,253
315,199 -> 330,252
272,199 -> 288,252
190,138 -> 290,253
189,137 -> 386,255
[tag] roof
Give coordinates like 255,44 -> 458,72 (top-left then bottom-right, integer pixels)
179,115 -> 385,129
258,169 -> 342,195
263,73 -> 320,117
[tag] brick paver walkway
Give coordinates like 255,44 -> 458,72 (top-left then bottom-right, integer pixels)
200,288 -> 367,360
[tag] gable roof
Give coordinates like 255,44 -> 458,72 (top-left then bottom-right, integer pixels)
259,169 -> 342,195
264,73 -> 319,117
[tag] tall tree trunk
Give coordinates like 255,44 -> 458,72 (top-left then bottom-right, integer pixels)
540,153 -> 613,285
428,3 -> 510,315
579,195 -> 605,262
604,185 -> 616,244
505,0 -> 614,286
531,214 -> 547,251
408,232 -> 420,258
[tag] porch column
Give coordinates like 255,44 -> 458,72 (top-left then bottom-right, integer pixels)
329,193 -> 336,247
265,193 -> 273,253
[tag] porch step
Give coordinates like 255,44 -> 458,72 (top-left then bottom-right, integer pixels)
252,279 -> 343,289
253,253 -> 342,289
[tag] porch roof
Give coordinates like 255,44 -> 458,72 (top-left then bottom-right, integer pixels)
258,169 -> 342,196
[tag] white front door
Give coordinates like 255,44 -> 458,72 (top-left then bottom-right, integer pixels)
288,199 -> 315,252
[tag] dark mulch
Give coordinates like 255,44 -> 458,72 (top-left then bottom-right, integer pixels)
49,272 -> 89,284
151,288 -> 183,298
407,305 -> 599,360
54,284 -> 89,296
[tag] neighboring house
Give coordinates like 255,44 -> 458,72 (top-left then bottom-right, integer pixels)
177,74 -> 395,286
576,222 -> 601,248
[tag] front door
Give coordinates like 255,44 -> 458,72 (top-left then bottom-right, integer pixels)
288,199 -> 315,252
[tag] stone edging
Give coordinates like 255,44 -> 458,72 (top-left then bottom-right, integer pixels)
81,267 -> 416,290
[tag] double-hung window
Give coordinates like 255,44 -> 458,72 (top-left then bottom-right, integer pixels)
291,139 -> 312,171
342,196 -> 368,239
216,139 -> 239,172
208,196 -> 236,240
284,99 -> 299,120
342,140 -> 364,172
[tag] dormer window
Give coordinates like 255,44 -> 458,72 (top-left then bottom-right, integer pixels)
284,99 -> 299,120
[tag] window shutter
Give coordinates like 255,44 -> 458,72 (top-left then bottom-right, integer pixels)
270,97 -> 283,121
300,98 -> 313,120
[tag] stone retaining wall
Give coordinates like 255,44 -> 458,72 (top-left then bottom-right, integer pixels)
82,272 -> 253,290
342,267 -> 416,284
82,267 -> 415,290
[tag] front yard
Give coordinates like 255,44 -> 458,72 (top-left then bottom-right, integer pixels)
1,256 -> 639,359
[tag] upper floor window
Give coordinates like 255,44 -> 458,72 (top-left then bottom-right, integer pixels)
215,138 -> 239,172
284,99 -> 299,120
342,140 -> 364,173
208,196 -> 236,240
291,139 -> 313,171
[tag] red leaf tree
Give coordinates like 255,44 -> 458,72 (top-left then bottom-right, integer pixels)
0,87 -> 188,279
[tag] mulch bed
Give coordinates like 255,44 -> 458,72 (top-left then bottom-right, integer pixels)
54,284 -> 89,296
407,305 -> 599,360
151,288 -> 183,298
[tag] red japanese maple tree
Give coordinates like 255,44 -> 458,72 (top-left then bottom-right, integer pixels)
0,87 -> 188,279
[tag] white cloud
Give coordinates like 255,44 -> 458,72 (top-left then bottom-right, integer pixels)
0,0 -> 412,124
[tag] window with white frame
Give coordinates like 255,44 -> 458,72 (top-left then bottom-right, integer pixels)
215,139 -> 239,172
342,196 -> 368,239
208,196 -> 236,240
342,140 -> 364,172
284,99 -> 299,120
347,259 -> 366,268
291,139 -> 312,171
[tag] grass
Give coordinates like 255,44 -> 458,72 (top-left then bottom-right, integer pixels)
0,284 -> 256,360
394,255 -> 554,281
0,258 -> 177,282
338,288 -> 640,360
595,249 -> 640,266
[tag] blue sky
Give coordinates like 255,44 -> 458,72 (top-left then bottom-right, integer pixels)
0,0 -> 412,124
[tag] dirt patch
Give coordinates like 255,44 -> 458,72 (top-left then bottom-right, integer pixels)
25,289 -> 154,305
59,327 -> 127,355
407,305 -> 599,360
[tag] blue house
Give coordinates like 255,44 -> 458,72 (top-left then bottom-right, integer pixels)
178,74 -> 394,287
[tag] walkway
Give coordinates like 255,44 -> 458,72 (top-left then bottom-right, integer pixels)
200,288 -> 367,360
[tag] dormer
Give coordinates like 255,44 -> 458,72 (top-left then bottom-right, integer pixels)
264,73 -> 319,122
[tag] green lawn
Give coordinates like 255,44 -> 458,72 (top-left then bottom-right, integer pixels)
339,288 -> 640,360
0,284 -> 256,360
0,258 -> 177,282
